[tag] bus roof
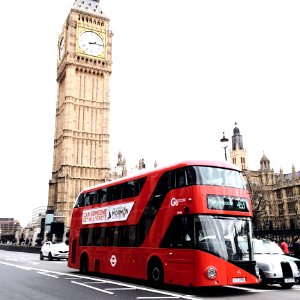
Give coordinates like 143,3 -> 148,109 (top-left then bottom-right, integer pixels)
81,160 -> 241,194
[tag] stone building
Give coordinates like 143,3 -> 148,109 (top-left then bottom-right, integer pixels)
110,151 -> 127,180
0,218 -> 21,243
46,0 -> 113,239
229,123 -> 300,241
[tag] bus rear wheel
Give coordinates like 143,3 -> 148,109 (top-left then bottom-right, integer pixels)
80,254 -> 89,275
148,259 -> 164,287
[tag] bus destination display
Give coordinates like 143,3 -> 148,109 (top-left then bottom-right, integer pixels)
207,195 -> 249,212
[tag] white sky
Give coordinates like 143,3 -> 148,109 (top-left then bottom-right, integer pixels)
1,0 -> 300,227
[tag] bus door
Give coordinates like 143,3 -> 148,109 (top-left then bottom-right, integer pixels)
160,216 -> 196,286
163,246 -> 195,286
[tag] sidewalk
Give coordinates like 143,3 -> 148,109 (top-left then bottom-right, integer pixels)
0,244 -> 41,253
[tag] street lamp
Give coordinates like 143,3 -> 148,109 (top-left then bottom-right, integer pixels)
220,132 -> 229,161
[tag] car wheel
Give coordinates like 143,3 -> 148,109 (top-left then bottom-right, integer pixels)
40,252 -> 44,260
147,259 -> 164,287
48,253 -> 53,261
258,269 -> 267,287
280,282 -> 294,289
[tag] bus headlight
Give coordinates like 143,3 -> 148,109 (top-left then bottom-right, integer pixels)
206,266 -> 217,279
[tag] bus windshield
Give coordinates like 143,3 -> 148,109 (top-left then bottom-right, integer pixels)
195,215 -> 253,261
197,166 -> 246,189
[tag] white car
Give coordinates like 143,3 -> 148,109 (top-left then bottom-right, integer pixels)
40,241 -> 69,261
260,239 -> 300,272
239,238 -> 300,288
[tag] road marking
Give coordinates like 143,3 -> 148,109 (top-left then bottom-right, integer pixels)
105,287 -> 136,290
0,261 -> 31,270
83,281 -> 106,284
37,271 -> 59,278
71,280 -> 114,294
137,297 -> 179,299
137,294 -> 204,300
224,285 -> 277,293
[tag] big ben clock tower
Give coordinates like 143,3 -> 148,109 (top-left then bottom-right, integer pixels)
47,0 -> 112,238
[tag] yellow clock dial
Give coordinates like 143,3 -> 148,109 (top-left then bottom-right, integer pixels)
79,31 -> 104,57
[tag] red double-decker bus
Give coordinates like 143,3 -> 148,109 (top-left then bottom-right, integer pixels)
68,160 -> 259,287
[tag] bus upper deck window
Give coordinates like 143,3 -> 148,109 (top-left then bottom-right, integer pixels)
75,194 -> 84,207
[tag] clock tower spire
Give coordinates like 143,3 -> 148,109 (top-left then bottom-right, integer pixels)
229,122 -> 248,170
73,0 -> 104,13
47,0 -> 112,240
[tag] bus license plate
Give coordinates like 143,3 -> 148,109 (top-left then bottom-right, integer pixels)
284,278 -> 295,283
233,277 -> 246,283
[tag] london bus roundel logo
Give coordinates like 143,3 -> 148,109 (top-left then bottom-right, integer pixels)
110,255 -> 117,267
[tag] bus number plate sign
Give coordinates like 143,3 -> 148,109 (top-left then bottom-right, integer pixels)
232,277 -> 246,283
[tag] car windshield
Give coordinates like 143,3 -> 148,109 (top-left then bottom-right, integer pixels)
239,239 -> 271,255
261,240 -> 284,254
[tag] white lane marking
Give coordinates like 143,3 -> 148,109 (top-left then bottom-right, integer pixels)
37,272 -> 59,278
84,281 -> 106,284
0,261 -> 31,270
105,287 -> 136,290
0,261 -> 203,299
224,285 -> 269,292
71,281 -> 114,294
137,297 -> 179,299
137,296 -> 201,300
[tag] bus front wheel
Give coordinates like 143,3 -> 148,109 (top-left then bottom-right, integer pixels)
148,259 -> 164,287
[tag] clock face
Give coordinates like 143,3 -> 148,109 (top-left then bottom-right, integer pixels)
59,36 -> 65,60
79,31 -> 104,57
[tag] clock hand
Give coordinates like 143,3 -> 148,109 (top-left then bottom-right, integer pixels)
89,42 -> 103,46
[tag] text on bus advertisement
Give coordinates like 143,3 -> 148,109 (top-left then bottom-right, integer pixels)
82,201 -> 135,224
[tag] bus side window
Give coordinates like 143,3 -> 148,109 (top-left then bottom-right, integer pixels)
107,186 -> 121,201
123,182 -> 134,198
84,194 -> 91,206
113,227 -> 119,246
96,228 -> 106,246
134,177 -> 147,196
89,192 -> 97,205
186,166 -> 197,185
105,227 -> 114,246
75,194 -> 84,207
80,228 -> 89,246
160,216 -> 194,248
97,189 -> 107,203
175,168 -> 187,188
156,171 -> 175,196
